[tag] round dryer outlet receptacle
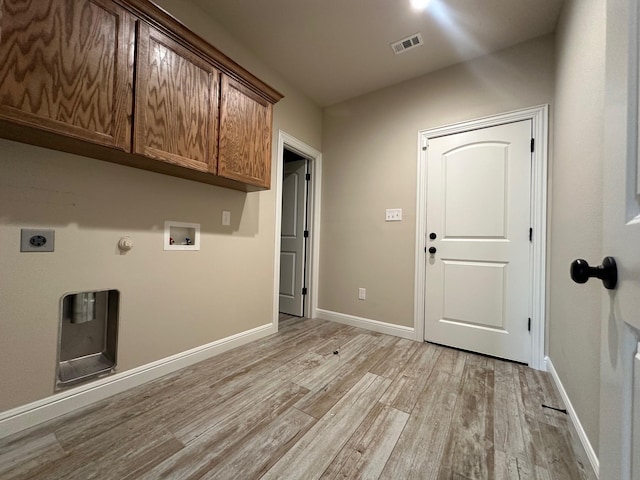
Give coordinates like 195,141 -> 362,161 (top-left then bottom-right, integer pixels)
29,235 -> 47,247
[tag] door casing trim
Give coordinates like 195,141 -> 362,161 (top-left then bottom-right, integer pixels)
274,131 -> 322,324
414,105 -> 548,370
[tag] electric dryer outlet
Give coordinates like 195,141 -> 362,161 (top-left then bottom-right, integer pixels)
21,229 -> 55,252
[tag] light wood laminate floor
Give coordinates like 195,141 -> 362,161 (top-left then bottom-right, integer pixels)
0,318 -> 596,479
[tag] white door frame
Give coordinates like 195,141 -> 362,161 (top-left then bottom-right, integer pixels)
414,105 -> 549,370
273,130 -> 322,325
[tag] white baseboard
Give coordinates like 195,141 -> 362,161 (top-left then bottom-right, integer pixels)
316,309 -> 416,340
545,356 -> 599,478
0,322 -> 276,440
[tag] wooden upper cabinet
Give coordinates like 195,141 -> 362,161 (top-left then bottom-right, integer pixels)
0,0 -> 282,190
218,75 -> 273,188
0,0 -> 135,150
134,22 -> 219,173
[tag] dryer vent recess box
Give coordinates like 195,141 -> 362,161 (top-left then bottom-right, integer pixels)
164,221 -> 200,251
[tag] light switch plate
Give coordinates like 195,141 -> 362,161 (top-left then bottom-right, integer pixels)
21,229 -> 55,252
222,210 -> 231,226
385,208 -> 402,221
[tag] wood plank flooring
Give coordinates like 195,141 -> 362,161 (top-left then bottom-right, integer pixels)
0,318 -> 596,479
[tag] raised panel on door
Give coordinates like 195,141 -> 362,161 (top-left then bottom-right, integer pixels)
425,120 -> 532,363
218,75 -> 273,188
279,252 -> 296,297
444,144 -> 508,238
0,0 -> 135,150
134,22 -> 219,172
442,260 -> 507,331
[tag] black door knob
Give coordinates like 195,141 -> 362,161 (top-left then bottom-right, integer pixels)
570,257 -> 617,290
429,233 -> 437,240
428,247 -> 437,254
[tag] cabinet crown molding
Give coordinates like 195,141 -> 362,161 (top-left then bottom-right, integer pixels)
117,0 -> 283,104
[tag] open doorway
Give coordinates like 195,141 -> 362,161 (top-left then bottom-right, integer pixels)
274,131 -> 322,323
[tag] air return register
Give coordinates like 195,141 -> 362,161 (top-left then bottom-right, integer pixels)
56,289 -> 119,389
390,33 -> 424,54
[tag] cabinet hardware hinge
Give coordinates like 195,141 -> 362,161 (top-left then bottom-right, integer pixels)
302,287 -> 308,295
529,228 -> 533,242
304,230 -> 309,238
530,138 -> 535,153
528,318 -> 531,332
305,173 -> 311,181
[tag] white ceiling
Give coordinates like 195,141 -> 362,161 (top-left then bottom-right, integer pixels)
193,0 -> 564,106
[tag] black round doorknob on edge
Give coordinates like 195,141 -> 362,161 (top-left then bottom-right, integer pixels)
570,257 -> 618,290
428,247 -> 437,254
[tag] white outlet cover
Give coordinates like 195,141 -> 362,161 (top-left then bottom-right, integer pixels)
385,208 -> 402,221
222,210 -> 231,226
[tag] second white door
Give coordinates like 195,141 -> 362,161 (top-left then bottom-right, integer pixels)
279,158 -> 308,316
425,120 -> 532,363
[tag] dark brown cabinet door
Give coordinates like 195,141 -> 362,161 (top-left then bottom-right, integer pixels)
0,0 -> 135,150
218,75 -> 273,188
134,22 -> 219,173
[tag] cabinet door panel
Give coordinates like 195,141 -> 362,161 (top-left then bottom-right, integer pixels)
0,0 -> 135,150
134,23 -> 218,173
218,75 -> 273,188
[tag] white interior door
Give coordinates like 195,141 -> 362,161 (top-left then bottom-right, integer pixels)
424,120 -> 532,363
599,0 -> 640,478
279,158 -> 307,316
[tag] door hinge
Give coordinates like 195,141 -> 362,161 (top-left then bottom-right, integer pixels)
304,230 -> 309,238
529,227 -> 533,242
530,138 -> 535,153
305,173 -> 311,181
528,317 -> 531,332
302,287 -> 308,295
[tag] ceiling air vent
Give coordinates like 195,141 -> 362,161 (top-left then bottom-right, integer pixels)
391,33 -> 424,55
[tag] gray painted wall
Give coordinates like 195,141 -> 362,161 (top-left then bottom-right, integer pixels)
0,0 -> 322,412
320,36 -> 555,327
549,0 -> 605,454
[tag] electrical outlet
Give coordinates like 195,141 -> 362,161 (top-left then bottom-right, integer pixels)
385,208 -> 402,221
358,287 -> 366,300
21,229 -> 55,252
222,210 -> 231,226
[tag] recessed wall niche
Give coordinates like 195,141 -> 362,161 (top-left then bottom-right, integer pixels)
57,289 -> 119,389
164,221 -> 201,251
